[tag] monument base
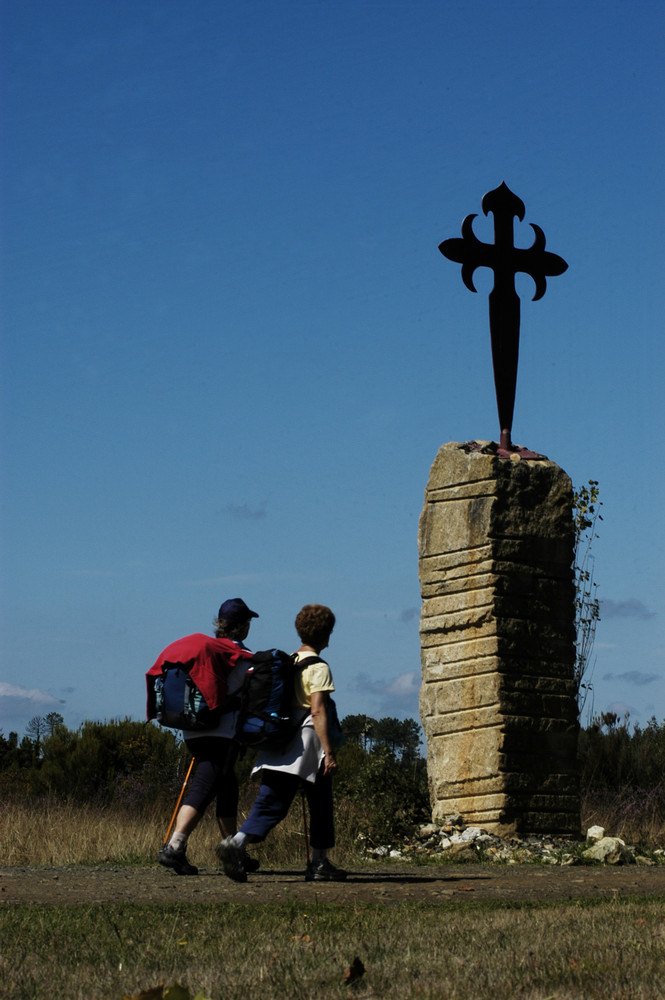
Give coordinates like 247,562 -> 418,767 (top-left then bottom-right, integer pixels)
418,442 -> 580,836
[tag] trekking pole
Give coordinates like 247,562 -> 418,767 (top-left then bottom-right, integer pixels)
163,757 -> 195,846
300,786 -> 310,864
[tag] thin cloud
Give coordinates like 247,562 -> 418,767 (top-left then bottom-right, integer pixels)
0,682 -> 65,705
384,672 -> 420,698
185,571 -> 308,587
224,502 -> 267,521
602,670 -> 661,687
353,670 -> 420,718
66,569 -> 114,578
351,608 -> 420,623
600,599 -> 655,620
185,573 -> 267,587
604,700 -> 638,719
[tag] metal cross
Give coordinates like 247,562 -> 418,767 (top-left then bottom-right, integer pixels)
439,182 -> 567,454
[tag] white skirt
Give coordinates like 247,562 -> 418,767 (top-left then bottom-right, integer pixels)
251,716 -> 323,784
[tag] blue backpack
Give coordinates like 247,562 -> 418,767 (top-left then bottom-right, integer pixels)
154,664 -> 230,732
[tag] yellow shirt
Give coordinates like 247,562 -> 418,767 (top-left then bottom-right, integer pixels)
293,651 -> 335,709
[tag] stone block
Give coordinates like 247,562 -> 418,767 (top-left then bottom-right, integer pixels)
419,443 -> 580,835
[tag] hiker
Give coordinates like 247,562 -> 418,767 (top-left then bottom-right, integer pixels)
152,597 -> 259,876
216,603 -> 347,883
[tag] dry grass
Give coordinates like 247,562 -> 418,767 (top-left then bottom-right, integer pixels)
0,798 -> 166,867
0,786 -> 662,869
0,791 -> 357,869
581,786 -> 665,849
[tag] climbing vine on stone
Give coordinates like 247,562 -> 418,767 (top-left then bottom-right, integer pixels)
573,480 -> 602,717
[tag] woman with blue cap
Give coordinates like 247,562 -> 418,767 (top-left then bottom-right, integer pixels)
155,598 -> 259,875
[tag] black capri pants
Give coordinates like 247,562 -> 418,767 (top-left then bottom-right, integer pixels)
182,736 -> 238,818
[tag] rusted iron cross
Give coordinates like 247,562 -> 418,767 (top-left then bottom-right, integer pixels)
439,182 -> 567,454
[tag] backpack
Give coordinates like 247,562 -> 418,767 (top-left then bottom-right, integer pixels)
234,649 -> 315,751
153,663 -> 223,732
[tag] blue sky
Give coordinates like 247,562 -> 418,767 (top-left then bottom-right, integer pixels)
1,0 -> 663,740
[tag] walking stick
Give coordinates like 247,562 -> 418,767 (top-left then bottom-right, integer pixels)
300,786 -> 310,864
163,757 -> 195,846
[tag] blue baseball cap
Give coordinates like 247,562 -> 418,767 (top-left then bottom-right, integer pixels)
217,598 -> 259,624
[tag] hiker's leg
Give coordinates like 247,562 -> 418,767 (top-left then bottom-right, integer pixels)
304,769 -> 335,851
301,769 -> 346,881
173,804 -> 201,838
159,742 -> 218,874
217,770 -> 297,881
165,739 -> 217,852
214,738 -> 239,838
238,769 -> 299,843
179,737 -> 224,821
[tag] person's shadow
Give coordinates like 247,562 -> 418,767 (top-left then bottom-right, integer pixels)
242,867 -> 492,884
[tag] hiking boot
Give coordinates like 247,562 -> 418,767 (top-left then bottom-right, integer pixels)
215,837 -> 248,883
158,843 -> 198,876
243,853 -> 261,873
305,858 -> 347,882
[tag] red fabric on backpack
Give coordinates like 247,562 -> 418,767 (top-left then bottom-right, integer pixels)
146,633 -> 253,720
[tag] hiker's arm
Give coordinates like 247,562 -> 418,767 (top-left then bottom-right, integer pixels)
310,690 -> 337,776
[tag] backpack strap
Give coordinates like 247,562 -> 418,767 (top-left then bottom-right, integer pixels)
286,655 -> 323,732
295,655 -> 324,669
295,654 -> 342,737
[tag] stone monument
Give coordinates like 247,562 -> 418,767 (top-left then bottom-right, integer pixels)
419,184 -> 580,835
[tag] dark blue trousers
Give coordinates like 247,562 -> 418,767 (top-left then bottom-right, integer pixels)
240,766 -> 335,849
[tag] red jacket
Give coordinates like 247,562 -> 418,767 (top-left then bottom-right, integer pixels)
146,633 -> 253,720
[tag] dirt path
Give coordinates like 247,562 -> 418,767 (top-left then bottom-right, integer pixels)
2,862 -> 664,906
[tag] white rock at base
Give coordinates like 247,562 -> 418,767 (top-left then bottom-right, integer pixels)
586,825 -> 605,842
459,826 -> 485,842
582,836 -> 634,865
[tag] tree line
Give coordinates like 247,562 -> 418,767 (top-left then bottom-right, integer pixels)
0,712 -> 429,843
2,711 -> 663,844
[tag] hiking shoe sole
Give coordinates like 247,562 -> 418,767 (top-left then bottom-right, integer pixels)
215,838 -> 248,883
244,853 -> 261,873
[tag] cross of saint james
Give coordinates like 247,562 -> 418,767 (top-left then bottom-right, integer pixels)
439,182 -> 567,456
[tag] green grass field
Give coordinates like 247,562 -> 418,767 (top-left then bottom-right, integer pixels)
2,897 -> 665,1000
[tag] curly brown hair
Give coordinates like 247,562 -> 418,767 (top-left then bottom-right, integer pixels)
295,604 -> 336,648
